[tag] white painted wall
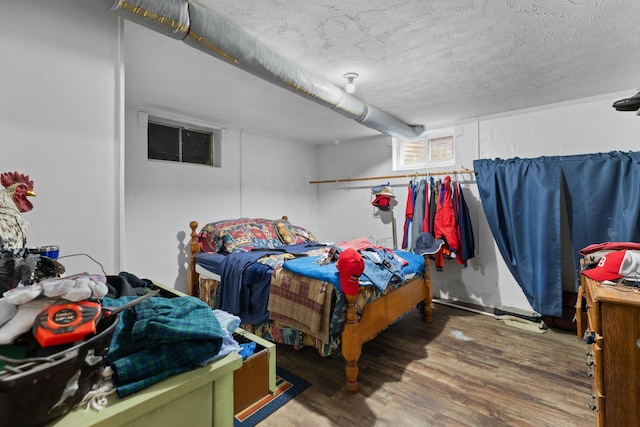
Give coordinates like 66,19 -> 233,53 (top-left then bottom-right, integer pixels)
0,0 -> 122,276
316,94 -> 640,312
123,108 -> 319,291
123,108 -> 241,291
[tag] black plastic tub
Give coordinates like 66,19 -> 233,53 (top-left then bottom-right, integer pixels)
0,314 -> 118,427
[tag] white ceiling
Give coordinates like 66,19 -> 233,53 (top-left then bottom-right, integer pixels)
123,0 -> 640,145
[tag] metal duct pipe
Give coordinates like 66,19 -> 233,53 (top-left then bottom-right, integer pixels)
97,0 -> 425,140
96,0 -> 190,40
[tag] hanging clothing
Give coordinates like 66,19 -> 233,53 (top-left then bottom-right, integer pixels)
410,179 -> 428,250
454,181 -> 475,266
401,181 -> 416,249
425,178 -> 439,236
433,175 -> 459,254
421,177 -> 432,234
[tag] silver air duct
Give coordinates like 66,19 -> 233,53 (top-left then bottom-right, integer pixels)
97,0 -> 425,140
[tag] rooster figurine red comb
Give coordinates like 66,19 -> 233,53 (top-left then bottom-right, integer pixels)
0,171 -> 36,251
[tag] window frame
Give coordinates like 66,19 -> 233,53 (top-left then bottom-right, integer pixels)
392,127 -> 455,171
146,114 -> 221,167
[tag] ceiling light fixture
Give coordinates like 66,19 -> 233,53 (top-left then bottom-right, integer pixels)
343,72 -> 359,94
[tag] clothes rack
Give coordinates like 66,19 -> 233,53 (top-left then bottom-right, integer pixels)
309,169 -> 474,184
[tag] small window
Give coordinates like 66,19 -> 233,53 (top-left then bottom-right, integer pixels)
392,128 -> 455,171
147,118 -> 221,167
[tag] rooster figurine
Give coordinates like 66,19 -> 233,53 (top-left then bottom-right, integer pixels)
0,171 -> 35,251
0,171 -> 38,292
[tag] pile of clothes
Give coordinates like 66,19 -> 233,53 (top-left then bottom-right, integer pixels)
0,271 -> 251,411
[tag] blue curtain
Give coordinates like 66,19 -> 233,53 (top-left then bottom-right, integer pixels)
473,151 -> 640,317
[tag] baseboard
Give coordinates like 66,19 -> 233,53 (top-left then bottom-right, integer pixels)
432,298 -> 495,316
433,294 -> 578,332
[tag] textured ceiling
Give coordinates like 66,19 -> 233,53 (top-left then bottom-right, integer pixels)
123,0 -> 640,145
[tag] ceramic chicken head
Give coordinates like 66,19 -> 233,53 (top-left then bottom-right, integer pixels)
1,171 -> 36,212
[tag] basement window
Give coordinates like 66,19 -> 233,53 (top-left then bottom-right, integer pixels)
392,128 -> 455,171
147,118 -> 221,167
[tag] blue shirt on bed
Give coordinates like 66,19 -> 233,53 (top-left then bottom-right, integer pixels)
218,250 -> 277,324
282,249 -> 425,293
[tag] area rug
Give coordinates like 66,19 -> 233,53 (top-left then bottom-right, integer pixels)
234,366 -> 310,427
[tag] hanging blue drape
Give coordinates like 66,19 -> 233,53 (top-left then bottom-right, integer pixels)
561,152 -> 640,261
473,151 -> 640,317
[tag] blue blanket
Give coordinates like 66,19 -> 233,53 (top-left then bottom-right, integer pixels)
282,249 -> 425,293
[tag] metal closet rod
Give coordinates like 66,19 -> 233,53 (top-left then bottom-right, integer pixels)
309,169 -> 475,184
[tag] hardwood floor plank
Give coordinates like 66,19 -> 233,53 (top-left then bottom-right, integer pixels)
258,304 -> 593,426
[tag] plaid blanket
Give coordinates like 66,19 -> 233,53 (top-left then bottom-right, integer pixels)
267,266 -> 334,343
104,295 -> 224,397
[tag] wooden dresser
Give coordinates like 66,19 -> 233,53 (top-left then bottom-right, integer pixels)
576,276 -> 640,426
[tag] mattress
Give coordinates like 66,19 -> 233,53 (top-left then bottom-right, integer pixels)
196,263 -> 220,281
195,252 -> 226,280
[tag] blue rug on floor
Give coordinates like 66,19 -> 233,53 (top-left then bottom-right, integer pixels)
234,366 -> 310,427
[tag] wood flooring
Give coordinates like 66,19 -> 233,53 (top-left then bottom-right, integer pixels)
258,303 -> 594,427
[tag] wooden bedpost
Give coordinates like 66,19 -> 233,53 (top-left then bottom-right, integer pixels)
422,255 -> 433,324
187,221 -> 199,297
341,254 -> 433,393
342,292 -> 361,394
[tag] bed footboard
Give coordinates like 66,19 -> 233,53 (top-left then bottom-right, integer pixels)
342,256 -> 432,393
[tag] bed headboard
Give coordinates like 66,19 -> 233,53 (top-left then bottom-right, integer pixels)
187,215 -> 318,296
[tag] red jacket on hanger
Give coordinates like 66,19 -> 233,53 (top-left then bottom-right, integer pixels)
433,175 -> 459,253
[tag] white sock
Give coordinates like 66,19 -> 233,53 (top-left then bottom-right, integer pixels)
42,278 -> 73,298
0,298 -> 55,345
62,280 -> 92,302
3,284 -> 43,305
0,298 -> 18,327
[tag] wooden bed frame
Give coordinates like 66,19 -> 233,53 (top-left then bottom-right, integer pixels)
187,220 -> 433,393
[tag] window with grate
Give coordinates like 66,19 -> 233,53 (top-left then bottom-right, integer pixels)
392,128 -> 455,171
148,119 -> 221,167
